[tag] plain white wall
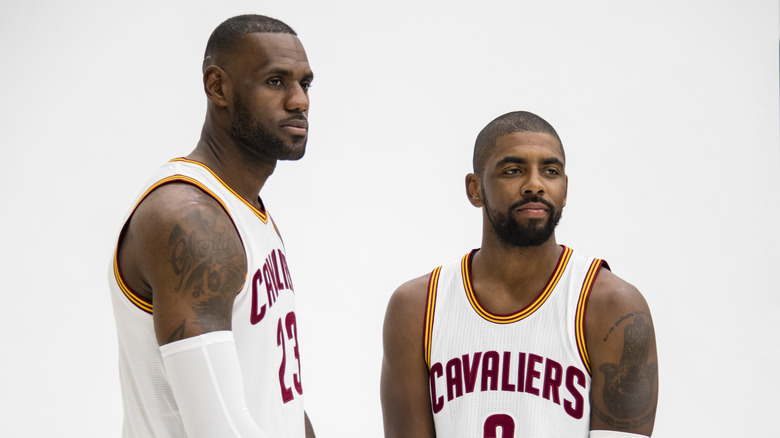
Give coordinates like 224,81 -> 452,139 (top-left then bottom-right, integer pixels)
0,0 -> 778,436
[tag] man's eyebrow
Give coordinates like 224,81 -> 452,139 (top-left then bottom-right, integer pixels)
495,156 -> 564,167
263,67 -> 314,81
541,157 -> 565,166
495,156 -> 527,167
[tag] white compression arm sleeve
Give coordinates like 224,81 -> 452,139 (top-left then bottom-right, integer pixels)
590,431 -> 650,438
160,331 -> 268,438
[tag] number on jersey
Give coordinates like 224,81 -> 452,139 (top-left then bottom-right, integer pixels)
484,413 -> 515,438
276,311 -> 303,403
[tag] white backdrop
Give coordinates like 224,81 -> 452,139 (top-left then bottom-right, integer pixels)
1,1 -> 778,436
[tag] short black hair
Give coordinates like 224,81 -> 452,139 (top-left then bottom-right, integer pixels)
473,111 -> 564,176
203,14 -> 297,72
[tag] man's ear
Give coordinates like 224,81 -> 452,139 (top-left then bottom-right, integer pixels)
203,65 -> 231,108
466,173 -> 484,208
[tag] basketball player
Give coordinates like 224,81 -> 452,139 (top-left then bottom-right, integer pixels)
109,15 -> 316,437
381,111 -> 658,437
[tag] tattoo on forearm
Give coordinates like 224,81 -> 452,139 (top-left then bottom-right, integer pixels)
598,315 -> 658,421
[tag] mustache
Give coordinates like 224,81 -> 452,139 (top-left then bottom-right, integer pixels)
280,115 -> 308,127
509,196 -> 554,211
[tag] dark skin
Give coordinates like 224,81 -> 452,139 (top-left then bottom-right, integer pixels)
118,32 -> 316,436
381,132 -> 658,436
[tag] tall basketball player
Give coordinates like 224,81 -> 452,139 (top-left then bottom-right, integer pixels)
381,111 -> 658,437
109,15 -> 315,437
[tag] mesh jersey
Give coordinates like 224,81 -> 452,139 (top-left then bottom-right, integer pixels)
424,246 -> 605,438
109,158 -> 305,437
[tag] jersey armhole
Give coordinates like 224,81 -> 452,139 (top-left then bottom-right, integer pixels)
423,266 -> 442,368
575,258 -> 607,374
113,175 -> 246,314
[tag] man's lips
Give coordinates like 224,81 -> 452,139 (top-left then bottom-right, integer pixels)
281,118 -> 308,135
514,201 -> 549,218
517,202 -> 548,211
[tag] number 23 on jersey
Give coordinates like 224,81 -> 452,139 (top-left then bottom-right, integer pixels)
277,311 -> 303,403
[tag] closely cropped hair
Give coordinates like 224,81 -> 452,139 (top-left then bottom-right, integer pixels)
473,111 -> 564,176
203,14 -> 297,72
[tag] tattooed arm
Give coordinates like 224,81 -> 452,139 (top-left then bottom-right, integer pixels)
117,182 -> 246,345
118,183 -> 286,437
585,269 -> 658,436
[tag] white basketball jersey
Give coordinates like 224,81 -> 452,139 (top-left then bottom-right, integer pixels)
424,246 -> 605,438
109,158 -> 305,437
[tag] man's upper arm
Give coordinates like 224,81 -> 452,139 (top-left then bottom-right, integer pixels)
381,275 -> 436,438
118,183 -> 247,346
585,269 -> 658,436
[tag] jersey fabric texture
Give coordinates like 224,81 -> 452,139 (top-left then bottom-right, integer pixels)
109,158 -> 305,437
424,246 -> 606,438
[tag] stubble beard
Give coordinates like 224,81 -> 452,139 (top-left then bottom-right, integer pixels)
230,93 -> 307,161
483,192 -> 562,248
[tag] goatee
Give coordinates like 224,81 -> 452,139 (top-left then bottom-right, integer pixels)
231,93 -> 306,161
484,194 -> 561,248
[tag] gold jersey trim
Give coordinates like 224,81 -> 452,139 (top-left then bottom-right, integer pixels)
575,258 -> 605,374
424,266 -> 442,367
171,158 -> 268,224
462,246 -> 573,324
113,257 -> 152,314
113,174 -> 235,314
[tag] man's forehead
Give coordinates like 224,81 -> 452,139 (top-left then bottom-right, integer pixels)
241,32 -> 306,57
492,131 -> 564,160
228,32 -> 311,76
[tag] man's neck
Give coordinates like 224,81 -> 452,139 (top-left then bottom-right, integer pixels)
469,236 -> 563,314
186,125 -> 276,211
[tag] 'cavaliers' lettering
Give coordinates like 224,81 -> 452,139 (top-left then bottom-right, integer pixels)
430,350 -> 586,419
250,249 -> 295,324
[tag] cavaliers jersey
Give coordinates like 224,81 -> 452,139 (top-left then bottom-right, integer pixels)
109,158 -> 305,437
424,246 -> 606,438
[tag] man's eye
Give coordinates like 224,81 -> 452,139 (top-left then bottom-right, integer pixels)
504,168 -> 519,175
268,78 -> 282,86
301,82 -> 311,91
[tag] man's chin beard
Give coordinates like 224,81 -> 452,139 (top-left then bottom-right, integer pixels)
275,139 -> 306,161
230,94 -> 306,161
487,209 -> 561,248
232,130 -> 306,162
493,224 -> 555,248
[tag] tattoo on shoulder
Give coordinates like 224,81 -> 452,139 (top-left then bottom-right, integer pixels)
597,314 -> 658,428
166,209 -> 245,327
602,311 -> 650,343
167,209 -> 244,294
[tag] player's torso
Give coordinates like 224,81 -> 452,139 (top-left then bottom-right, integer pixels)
230,205 -> 305,437
109,158 -> 304,437
425,247 -> 602,438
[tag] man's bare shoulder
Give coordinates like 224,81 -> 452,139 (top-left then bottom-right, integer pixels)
382,272 -> 435,353
133,181 -> 225,223
122,182 -> 237,258
381,272 -> 438,438
385,274 -> 431,325
118,182 -> 245,304
586,266 -> 658,435
588,267 -> 650,318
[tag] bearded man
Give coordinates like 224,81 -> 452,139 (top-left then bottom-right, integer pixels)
381,111 -> 658,438
109,14 -> 316,437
